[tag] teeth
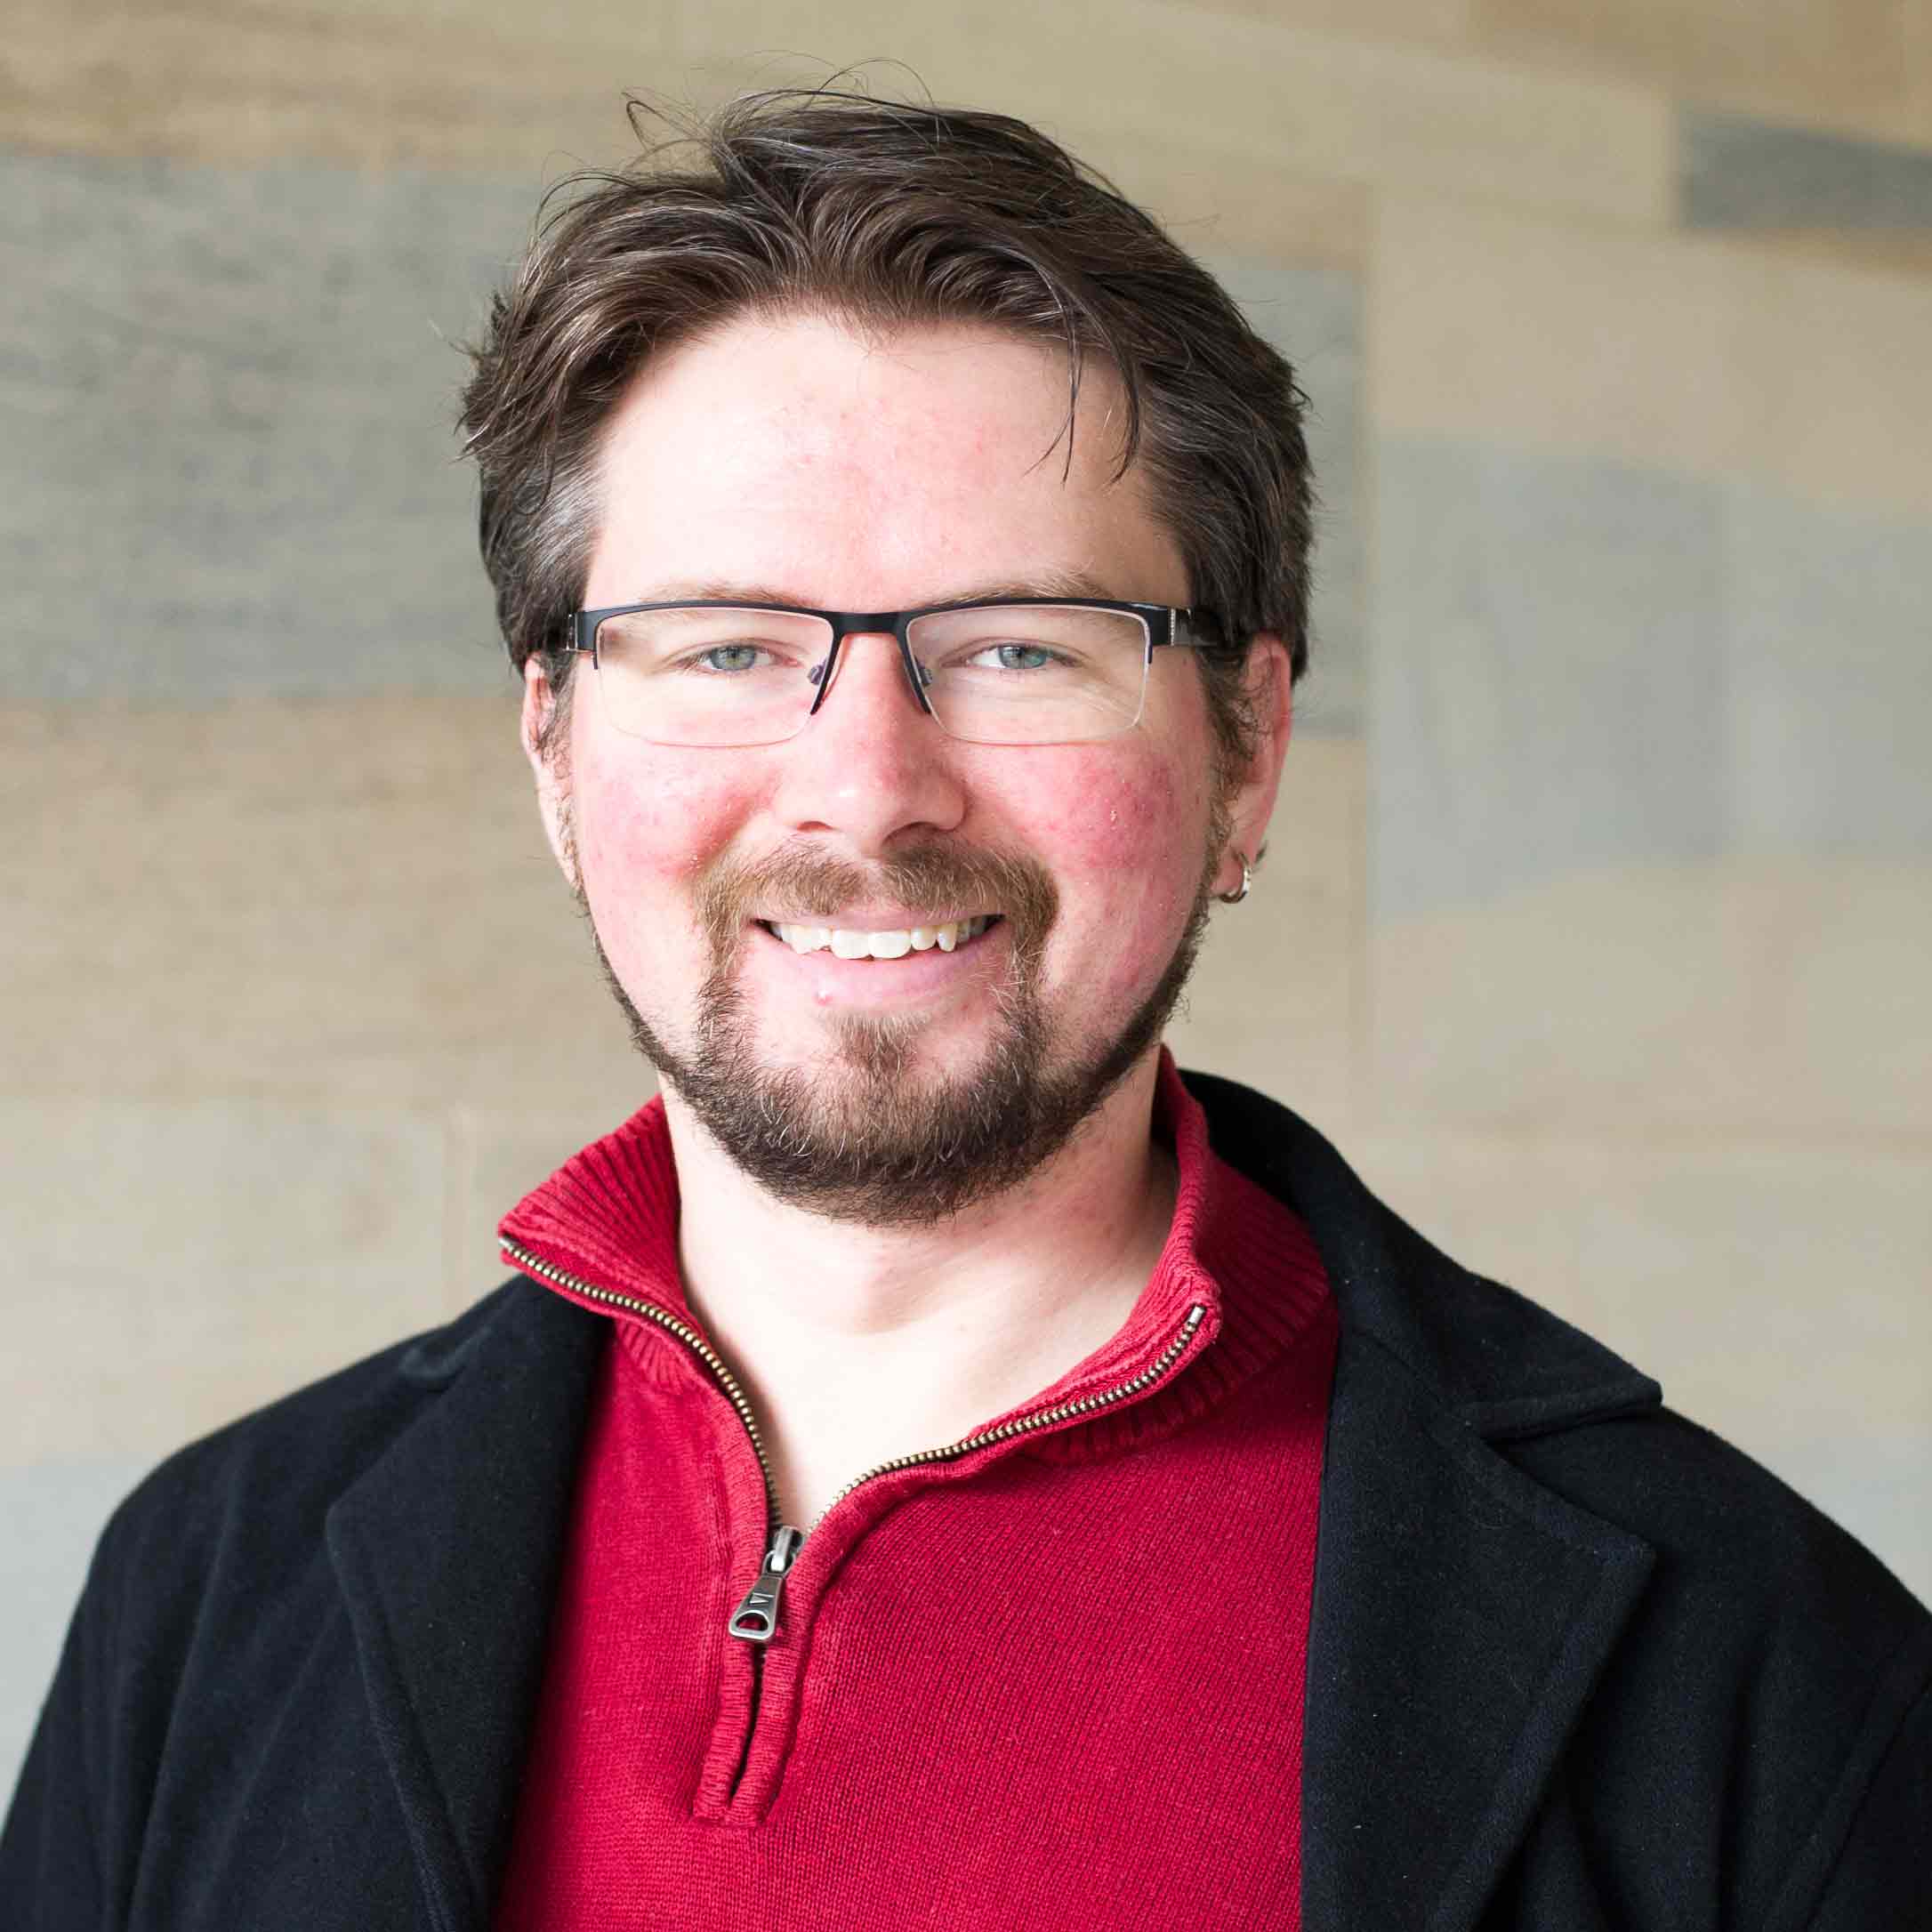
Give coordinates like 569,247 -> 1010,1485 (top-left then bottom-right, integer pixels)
769,924 -> 832,954
769,916 -> 994,959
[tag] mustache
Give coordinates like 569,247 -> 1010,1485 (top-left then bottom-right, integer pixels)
696,844 -> 1059,959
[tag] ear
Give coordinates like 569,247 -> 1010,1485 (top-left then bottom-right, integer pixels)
1216,634 -> 1293,900
521,656 -> 580,893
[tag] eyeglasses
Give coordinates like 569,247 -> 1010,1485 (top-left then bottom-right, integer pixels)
568,597 -> 1218,749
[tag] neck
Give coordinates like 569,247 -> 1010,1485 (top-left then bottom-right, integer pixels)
662,1050 -> 1179,1525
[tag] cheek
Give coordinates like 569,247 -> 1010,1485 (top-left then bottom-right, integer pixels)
1053,746 -> 1206,873
569,737 -> 753,931
1034,751 -> 1212,978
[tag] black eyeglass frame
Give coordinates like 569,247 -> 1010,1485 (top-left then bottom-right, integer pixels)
568,596 -> 1220,732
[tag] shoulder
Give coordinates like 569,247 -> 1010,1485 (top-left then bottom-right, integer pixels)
87,1278 -> 566,1628
1187,1069 -> 1923,1617
1515,1405 -> 1932,1922
1187,1069 -> 1932,1916
5,1280 -> 604,1919
1517,1397 -> 1929,1692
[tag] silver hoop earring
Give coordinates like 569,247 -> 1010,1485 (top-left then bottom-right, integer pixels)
1217,852 -> 1252,906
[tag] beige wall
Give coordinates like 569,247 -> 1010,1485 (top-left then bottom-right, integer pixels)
5,0 -> 1929,1778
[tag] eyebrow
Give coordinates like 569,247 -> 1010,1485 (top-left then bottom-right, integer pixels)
613,570 -> 1131,610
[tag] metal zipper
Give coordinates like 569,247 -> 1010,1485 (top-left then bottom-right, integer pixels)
500,1234 -> 1207,1642
499,1236 -> 783,1530
815,1300 -> 1208,1519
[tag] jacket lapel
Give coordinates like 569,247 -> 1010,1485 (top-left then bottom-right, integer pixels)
326,1285 -> 606,1932
1185,1074 -> 1663,1931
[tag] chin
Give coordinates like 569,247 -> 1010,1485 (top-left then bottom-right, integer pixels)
584,859 -> 1211,1223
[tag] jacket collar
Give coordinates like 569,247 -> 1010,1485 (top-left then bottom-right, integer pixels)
1184,1071 -> 1662,1441
1186,1072 -> 1662,1931
332,1072 -> 1662,1931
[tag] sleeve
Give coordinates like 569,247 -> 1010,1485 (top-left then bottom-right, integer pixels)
1803,1678 -> 1932,1932
0,1528 -> 118,1930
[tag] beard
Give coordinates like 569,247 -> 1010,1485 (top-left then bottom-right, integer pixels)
563,801 -> 1226,1228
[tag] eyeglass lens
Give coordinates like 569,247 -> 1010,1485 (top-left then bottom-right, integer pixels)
590,605 -> 1152,748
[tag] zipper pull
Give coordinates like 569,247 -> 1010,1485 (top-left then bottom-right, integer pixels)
728,1525 -> 803,1644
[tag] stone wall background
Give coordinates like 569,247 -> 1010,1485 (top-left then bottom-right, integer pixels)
4,0 -> 1929,1783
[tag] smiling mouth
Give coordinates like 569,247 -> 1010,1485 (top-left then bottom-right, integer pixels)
758,915 -> 1002,960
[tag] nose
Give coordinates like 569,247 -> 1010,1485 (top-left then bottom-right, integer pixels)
769,629 -> 969,854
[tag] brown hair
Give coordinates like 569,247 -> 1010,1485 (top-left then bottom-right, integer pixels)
459,88 -> 1314,774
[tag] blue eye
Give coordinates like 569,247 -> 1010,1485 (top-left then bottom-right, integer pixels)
696,644 -> 768,673
963,641 -> 1058,672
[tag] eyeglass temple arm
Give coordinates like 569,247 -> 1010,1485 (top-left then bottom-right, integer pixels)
1157,608 -> 1219,650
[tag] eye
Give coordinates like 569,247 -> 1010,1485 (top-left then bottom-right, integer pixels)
963,641 -> 1062,672
693,642 -> 771,674
667,638 -> 805,676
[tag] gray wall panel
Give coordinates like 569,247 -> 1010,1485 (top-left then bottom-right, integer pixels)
2,153 -> 533,704
1212,261 -> 1364,735
1373,436 -> 1725,916
1682,111 -> 1932,230
1375,435 -> 1932,917
1723,485 -> 1932,855
1,1458 -> 153,1791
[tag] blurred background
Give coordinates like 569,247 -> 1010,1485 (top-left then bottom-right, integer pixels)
4,0 -> 1929,1783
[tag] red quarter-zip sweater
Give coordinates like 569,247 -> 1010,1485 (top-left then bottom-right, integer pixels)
494,1054 -> 1337,1928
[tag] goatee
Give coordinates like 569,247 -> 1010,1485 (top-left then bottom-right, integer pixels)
572,825 -> 1219,1227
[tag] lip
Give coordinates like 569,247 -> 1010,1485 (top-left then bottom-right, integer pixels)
745,914 -> 1008,1006
753,910 -> 997,930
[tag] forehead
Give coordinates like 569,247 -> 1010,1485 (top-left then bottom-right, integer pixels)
582,311 -> 1187,609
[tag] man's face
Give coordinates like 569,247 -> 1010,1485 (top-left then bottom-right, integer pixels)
526,313 -> 1285,1222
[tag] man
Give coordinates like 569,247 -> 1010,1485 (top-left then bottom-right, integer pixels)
4,91 -> 1928,1931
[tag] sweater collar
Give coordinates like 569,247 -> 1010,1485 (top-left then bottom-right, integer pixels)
496,1048 -> 1330,1422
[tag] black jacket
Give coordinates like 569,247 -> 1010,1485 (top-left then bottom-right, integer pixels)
4,1075 -> 1928,1929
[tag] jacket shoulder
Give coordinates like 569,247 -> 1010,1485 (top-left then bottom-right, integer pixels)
1513,1404 -> 1932,1924
1186,1067 -> 1932,1920
1520,1396 -> 1928,1660
93,1278 -> 551,1611
4,1277 -> 606,1925
0,1280 -> 580,1921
